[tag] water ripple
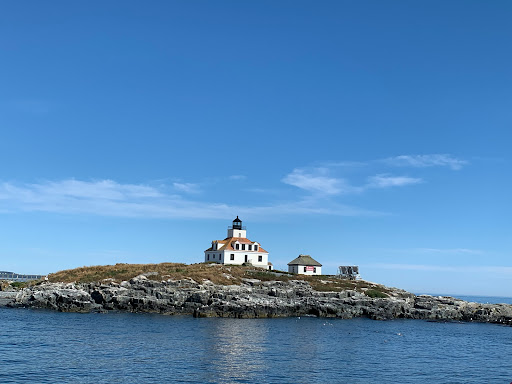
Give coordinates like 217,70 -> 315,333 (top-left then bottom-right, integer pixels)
0,308 -> 511,383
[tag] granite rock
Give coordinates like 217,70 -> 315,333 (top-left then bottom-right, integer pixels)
5,276 -> 512,325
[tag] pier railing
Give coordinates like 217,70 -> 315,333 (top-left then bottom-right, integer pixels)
0,273 -> 45,282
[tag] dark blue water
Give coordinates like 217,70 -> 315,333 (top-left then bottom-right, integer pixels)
1,308 -> 511,383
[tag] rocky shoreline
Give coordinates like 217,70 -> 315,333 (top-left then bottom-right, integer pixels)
2,275 -> 512,325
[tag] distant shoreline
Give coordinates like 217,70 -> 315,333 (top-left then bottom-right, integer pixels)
415,293 -> 512,305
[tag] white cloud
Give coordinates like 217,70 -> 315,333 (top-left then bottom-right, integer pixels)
282,168 -> 357,195
384,154 -> 467,170
173,182 -> 200,194
245,200 -> 382,217
367,174 -> 423,188
286,154 -> 459,195
39,179 -> 162,199
0,181 -> 225,219
322,160 -> 367,168
0,153 -> 465,221
0,179 -> 377,219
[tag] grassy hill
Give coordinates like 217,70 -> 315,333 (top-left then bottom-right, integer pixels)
46,262 -> 393,297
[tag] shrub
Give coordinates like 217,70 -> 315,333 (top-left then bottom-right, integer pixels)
10,281 -> 28,289
365,289 -> 388,298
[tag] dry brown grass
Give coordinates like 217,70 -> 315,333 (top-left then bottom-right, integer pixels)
0,280 -> 10,291
242,270 -> 394,296
48,263 -> 256,285
306,277 -> 393,295
47,263 -> 392,295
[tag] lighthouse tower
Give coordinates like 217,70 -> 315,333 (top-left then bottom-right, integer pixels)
227,216 -> 246,238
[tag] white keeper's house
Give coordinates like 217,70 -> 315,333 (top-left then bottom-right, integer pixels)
288,254 -> 322,275
204,217 -> 272,270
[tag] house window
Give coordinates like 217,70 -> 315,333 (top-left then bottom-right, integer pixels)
213,254 -> 215,259
248,244 -> 252,251
313,267 -> 316,273
230,254 -> 234,260
235,244 -> 239,250
303,267 -> 307,272
255,245 -> 258,251
245,255 -> 248,263
258,255 -> 262,262
242,244 -> 245,251
207,255 -> 210,260
219,254 -> 222,261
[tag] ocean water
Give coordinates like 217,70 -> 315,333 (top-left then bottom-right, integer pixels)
1,308 -> 511,383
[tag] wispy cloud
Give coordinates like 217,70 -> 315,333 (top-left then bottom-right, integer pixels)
367,174 -> 423,188
173,182 -> 200,194
282,168 -> 359,195
286,153 -> 467,196
383,154 -> 467,170
0,179 -> 377,219
0,179 -> 214,218
282,168 -> 421,195
0,154 -> 469,220
322,160 -> 367,168
43,179 -> 162,199
321,154 -> 467,171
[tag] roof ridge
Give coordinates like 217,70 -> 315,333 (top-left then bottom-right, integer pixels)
287,255 -> 322,266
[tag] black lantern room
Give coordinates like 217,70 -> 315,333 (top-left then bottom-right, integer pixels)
232,216 -> 242,230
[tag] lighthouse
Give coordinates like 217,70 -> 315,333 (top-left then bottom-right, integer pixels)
204,217 -> 272,270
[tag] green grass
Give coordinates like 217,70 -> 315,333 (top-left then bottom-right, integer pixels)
10,281 -> 29,289
365,289 -> 388,298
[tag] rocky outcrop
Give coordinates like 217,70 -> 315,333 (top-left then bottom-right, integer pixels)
4,276 -> 512,325
0,291 -> 18,306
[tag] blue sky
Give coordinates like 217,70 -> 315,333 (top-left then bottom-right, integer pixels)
1,1 -> 511,296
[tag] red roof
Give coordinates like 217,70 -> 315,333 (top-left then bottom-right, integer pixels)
204,237 -> 268,253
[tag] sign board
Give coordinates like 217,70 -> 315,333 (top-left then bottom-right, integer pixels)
306,266 -> 315,272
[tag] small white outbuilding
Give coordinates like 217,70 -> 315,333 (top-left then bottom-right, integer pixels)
288,254 -> 322,275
